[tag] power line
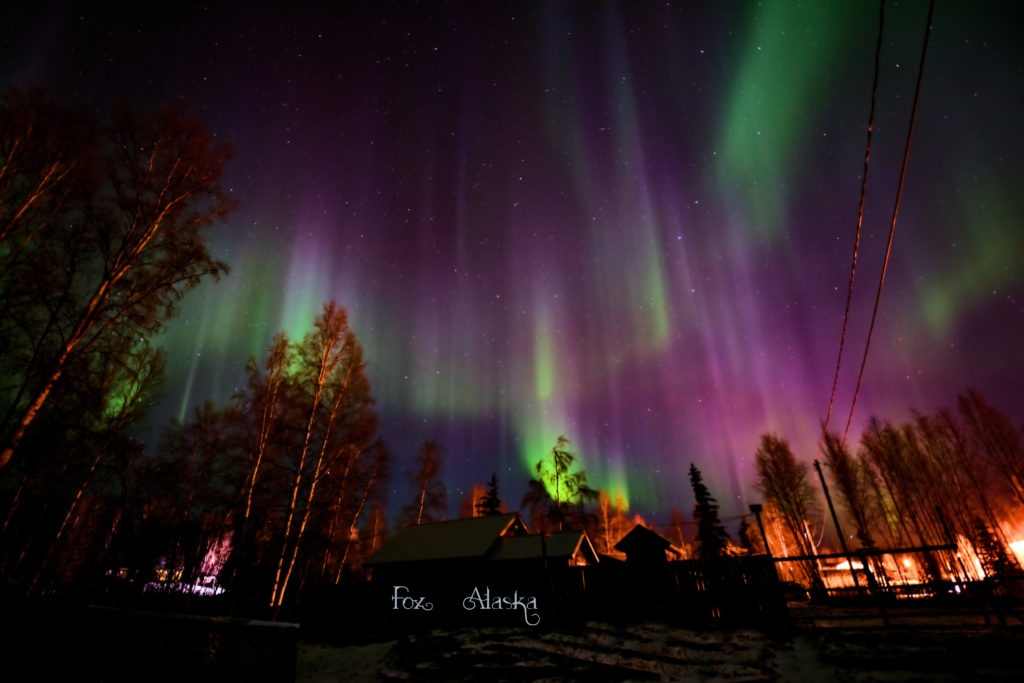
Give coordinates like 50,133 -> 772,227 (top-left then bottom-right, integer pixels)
816,0 -> 889,545
823,0 -> 886,438
843,0 -> 936,444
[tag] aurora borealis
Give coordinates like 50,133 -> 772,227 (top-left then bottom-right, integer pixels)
4,1 -> 1022,522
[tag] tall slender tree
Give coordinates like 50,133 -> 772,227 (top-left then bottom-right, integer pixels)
688,463 -> 730,560
270,303 -> 375,609
668,507 -> 688,556
958,389 -> 1024,508
402,439 -> 447,526
821,431 -> 875,551
23,338 -> 165,593
241,333 -> 290,522
754,434 -> 822,588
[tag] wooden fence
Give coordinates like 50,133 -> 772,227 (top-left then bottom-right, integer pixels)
579,556 -> 788,624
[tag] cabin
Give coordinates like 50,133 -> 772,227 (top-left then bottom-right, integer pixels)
363,513 -> 527,580
363,513 -> 598,578
359,518 -> 787,625
614,524 -> 683,566
362,514 -> 598,622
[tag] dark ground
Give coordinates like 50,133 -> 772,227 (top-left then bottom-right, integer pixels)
4,602 -> 1024,682
297,618 -> 1024,682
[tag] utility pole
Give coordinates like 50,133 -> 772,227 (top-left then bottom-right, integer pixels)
814,460 -> 861,593
748,504 -> 772,559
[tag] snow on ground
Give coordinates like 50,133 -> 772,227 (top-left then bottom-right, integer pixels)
295,619 -> 1024,682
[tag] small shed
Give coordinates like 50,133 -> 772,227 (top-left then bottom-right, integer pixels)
614,524 -> 682,566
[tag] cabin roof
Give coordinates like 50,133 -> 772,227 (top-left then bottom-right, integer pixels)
488,530 -> 599,563
614,524 -> 678,555
363,513 -> 526,566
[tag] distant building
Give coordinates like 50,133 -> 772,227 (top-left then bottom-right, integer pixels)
363,513 -> 597,579
362,513 -> 597,623
614,524 -> 683,566
488,527 -> 600,567
360,517 -> 786,625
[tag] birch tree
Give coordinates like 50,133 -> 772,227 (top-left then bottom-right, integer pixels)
241,333 -> 290,521
269,303 -> 378,609
754,434 -> 822,589
0,95 -> 234,471
402,439 -> 446,526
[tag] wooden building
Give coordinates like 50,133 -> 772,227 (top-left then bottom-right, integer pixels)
614,524 -> 683,566
360,518 -> 785,626
362,514 -> 598,624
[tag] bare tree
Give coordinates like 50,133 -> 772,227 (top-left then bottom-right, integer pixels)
858,419 -> 950,580
821,432 -> 875,551
270,303 -> 374,609
754,434 -> 822,589
241,333 -> 290,522
958,389 -> 1024,509
402,439 -> 447,526
25,339 -> 165,594
0,88 -> 94,271
527,435 -> 598,531
333,440 -> 389,579
668,507 -> 688,556
0,95 -> 234,470
153,400 -> 236,587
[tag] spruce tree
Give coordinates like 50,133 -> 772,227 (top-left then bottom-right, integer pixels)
689,463 -> 730,560
475,473 -> 503,516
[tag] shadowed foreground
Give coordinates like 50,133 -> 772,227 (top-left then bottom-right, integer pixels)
297,620 -> 1024,682
5,603 -> 1024,681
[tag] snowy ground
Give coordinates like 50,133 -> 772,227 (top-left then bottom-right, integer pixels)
295,617 -> 1024,682
8,601 -> 1024,681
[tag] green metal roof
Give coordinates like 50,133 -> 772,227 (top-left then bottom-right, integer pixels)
488,530 -> 598,563
363,513 -> 526,566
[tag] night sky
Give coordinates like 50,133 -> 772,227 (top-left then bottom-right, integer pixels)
4,1 -> 1022,522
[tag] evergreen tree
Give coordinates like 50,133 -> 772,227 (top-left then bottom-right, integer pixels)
688,463 -> 730,560
475,473 -> 503,516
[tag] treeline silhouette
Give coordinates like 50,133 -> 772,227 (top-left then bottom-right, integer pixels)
747,391 -> 1024,591
0,89 -> 391,610
512,396 -> 1024,597
0,88 -> 235,601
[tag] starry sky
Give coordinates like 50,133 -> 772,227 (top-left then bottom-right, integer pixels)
4,1 -> 1023,522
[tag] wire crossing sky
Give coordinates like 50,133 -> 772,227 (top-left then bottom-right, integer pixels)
4,1 -> 1022,519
